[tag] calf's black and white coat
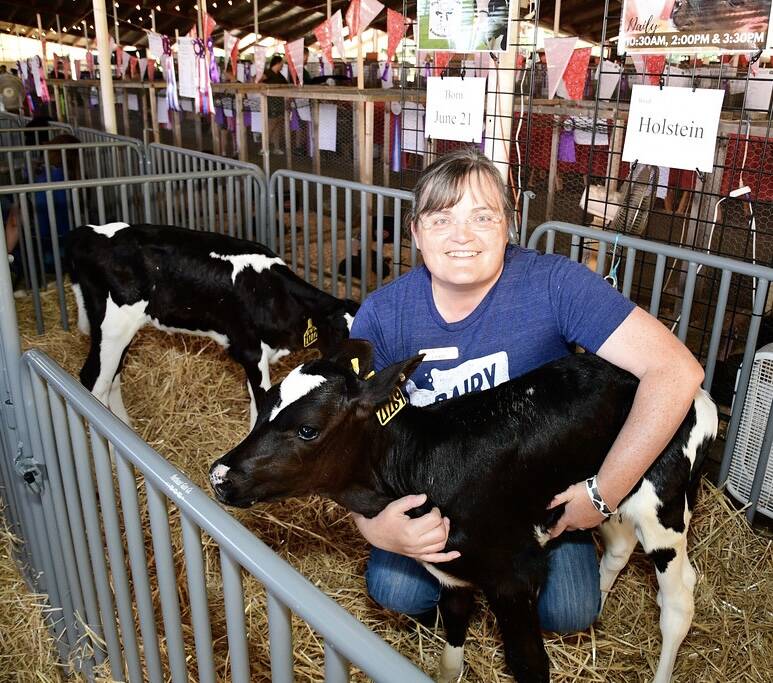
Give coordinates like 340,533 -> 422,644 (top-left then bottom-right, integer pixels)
67,223 -> 358,426
209,340 -> 717,683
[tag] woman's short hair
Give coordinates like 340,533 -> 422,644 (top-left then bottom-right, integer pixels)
410,148 -> 513,226
269,54 -> 284,68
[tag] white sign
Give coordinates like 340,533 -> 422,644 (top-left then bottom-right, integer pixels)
177,37 -> 197,99
148,32 -> 165,60
157,96 -> 169,124
744,68 -> 773,112
250,111 -> 263,133
424,77 -> 486,144
127,93 -> 139,111
319,104 -> 338,151
622,85 -> 724,173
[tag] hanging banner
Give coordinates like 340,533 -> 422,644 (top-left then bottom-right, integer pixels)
425,76 -> 486,143
139,57 -> 148,80
417,0 -> 512,52
203,12 -> 216,44
544,36 -> 577,99
115,46 -> 124,78
129,56 -> 139,79
86,49 -> 95,78
386,9 -> 407,62
618,0 -> 771,53
121,50 -> 132,78
286,38 -> 305,86
74,59 -> 81,80
597,60 -> 623,100
622,84 -> 724,172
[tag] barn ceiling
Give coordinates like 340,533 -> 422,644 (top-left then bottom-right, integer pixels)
0,1 -> 619,50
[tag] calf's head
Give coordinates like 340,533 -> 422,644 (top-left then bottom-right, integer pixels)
209,339 -> 421,508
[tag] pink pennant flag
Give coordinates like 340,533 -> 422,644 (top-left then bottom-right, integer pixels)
52,54 -> 59,78
115,45 -> 124,77
644,54 -> 666,85
139,57 -> 148,80
543,36 -> 577,99
147,59 -> 156,82
314,15 -> 336,66
331,10 -> 345,59
224,32 -> 239,74
74,59 -> 81,79
434,51 -> 452,76
86,49 -> 95,78
203,12 -> 216,44
346,0 -> 361,37
285,38 -> 305,85
253,46 -> 266,81
386,9 -> 406,62
63,58 -> 71,80
121,50 -> 131,77
129,55 -> 139,79
359,0 -> 385,33
561,47 -> 591,100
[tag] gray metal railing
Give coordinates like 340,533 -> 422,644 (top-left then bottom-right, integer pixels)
269,169 -> 415,301
75,126 -> 148,175
0,168 -> 262,334
0,124 -> 75,148
149,143 -> 268,243
9,347 -> 432,683
528,221 -> 773,522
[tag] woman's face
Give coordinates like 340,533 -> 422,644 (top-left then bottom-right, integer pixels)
411,178 -> 509,296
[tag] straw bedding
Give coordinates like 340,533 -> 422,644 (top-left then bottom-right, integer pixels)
1,283 -> 771,682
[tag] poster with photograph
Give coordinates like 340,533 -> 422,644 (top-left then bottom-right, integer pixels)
417,0 -> 511,52
618,0 -> 771,53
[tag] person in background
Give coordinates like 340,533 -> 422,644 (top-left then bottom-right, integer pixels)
350,148 -> 704,632
263,54 -> 288,155
303,47 -> 313,85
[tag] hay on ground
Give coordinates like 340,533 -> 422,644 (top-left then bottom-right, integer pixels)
2,282 -> 771,682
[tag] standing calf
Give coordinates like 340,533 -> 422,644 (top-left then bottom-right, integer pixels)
209,340 -> 717,683
67,223 -> 358,426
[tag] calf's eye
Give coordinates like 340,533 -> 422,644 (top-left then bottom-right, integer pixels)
297,425 -> 319,441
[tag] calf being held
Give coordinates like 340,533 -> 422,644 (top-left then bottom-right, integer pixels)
209,340 -> 717,683
68,223 -> 358,427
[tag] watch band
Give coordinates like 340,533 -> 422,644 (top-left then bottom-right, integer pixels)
585,475 -> 614,518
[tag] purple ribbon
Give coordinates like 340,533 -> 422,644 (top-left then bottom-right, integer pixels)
345,62 -> 353,80
208,37 -> 220,84
319,57 -> 325,76
163,35 -> 172,56
215,105 -> 225,126
290,107 -> 301,132
381,63 -> 390,81
391,113 -> 401,173
163,54 -> 180,111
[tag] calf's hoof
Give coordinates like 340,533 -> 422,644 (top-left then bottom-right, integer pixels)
434,644 -> 464,683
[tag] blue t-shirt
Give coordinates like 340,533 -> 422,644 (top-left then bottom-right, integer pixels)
351,245 -> 636,406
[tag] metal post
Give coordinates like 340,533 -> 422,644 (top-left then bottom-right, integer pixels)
93,0 -> 118,133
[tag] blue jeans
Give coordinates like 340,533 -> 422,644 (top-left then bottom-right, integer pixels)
365,534 -> 601,633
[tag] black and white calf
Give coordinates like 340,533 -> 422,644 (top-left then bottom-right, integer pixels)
67,223 -> 358,427
209,340 -> 717,683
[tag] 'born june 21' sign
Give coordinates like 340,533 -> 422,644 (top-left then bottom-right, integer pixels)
622,85 -> 724,173
425,76 -> 486,144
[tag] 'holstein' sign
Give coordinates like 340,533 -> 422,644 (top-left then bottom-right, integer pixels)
622,85 -> 724,173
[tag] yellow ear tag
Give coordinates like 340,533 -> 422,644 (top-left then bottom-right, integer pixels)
303,318 -> 318,347
350,358 -> 360,375
375,386 -> 407,426
364,370 -> 375,380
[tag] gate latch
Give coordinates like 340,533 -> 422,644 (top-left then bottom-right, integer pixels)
13,443 -> 42,495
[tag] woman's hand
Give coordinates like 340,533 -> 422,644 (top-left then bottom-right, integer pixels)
354,493 -> 461,563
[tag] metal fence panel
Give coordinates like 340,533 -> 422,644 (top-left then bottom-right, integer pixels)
269,169 -> 414,301
528,221 -> 773,521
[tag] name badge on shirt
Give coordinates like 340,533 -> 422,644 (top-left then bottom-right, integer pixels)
418,346 -> 459,362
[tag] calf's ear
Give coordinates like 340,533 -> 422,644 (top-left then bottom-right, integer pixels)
358,355 -> 424,407
328,338 -> 375,378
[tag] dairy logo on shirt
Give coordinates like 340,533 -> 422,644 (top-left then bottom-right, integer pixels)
405,351 -> 510,406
